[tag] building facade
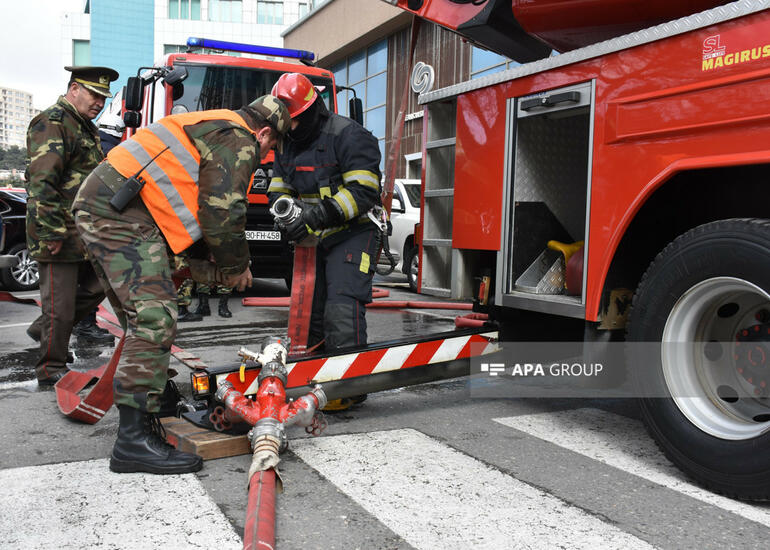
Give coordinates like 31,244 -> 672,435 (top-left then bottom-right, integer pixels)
282,0 -> 521,178
62,0 -> 313,109
0,87 -> 37,149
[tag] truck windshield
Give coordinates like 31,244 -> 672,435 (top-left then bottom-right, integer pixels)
172,63 -> 334,113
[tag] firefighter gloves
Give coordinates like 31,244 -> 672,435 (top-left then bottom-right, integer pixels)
283,199 -> 343,243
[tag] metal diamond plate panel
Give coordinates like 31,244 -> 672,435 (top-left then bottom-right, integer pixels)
513,113 -> 589,241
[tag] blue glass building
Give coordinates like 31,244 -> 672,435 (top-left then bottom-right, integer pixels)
90,0 -> 155,104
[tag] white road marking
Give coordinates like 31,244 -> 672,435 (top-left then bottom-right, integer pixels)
0,458 -> 241,550
0,322 -> 33,329
290,428 -> 655,550
8,292 -> 39,298
0,379 -> 36,391
494,408 -> 770,527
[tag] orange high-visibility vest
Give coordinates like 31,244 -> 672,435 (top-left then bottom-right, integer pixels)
107,110 -> 256,253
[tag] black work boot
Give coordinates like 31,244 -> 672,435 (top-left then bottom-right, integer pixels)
110,405 -> 203,474
177,305 -> 202,322
158,379 -> 183,418
218,295 -> 232,318
194,293 -> 211,316
73,313 -> 114,344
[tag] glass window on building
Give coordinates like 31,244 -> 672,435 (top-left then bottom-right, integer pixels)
165,44 -> 184,55
331,39 -> 388,171
471,46 -> 559,79
470,46 -> 520,80
165,44 -> 240,57
257,1 -> 283,25
298,2 -> 308,18
168,0 -> 201,20
73,40 -> 91,66
210,0 -> 243,22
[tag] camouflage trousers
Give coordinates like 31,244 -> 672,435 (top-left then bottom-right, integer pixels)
173,256 -> 195,307
197,283 -> 232,295
74,204 -> 177,413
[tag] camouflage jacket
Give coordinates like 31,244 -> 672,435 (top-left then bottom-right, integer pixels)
72,109 -> 259,276
25,96 -> 103,262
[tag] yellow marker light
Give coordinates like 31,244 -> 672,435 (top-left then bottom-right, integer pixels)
191,372 -> 210,396
239,363 -> 246,383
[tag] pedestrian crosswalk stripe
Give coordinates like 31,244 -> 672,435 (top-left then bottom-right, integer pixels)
493,408 -> 770,527
0,458 -> 241,550
290,428 -> 655,550
0,379 -> 36,391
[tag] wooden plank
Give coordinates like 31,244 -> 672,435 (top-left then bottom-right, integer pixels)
161,417 -> 251,461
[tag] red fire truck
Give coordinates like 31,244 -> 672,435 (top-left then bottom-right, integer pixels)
120,38 -> 357,286
374,0 -> 770,499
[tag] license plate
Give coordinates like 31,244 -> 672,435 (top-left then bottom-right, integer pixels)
246,230 -> 281,241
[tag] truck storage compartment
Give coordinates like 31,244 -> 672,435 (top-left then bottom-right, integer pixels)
502,81 -> 593,318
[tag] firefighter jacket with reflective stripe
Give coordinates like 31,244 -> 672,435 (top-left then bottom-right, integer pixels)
268,112 -> 382,247
107,110 -> 256,254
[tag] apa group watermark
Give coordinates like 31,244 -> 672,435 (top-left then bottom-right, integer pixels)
480,362 -> 604,378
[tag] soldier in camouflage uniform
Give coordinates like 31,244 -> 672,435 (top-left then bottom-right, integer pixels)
72,95 -> 291,474
25,66 -> 118,385
174,255 -> 203,322
194,283 -> 234,318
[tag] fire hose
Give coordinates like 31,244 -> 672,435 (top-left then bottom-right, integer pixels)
213,338 -> 327,550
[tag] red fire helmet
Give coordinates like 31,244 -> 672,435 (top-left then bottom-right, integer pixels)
271,73 -> 317,118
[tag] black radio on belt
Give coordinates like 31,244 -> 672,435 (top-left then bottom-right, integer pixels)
108,145 -> 170,213
109,175 -> 146,212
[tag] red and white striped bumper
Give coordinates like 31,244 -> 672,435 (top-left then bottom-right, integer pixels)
217,331 -> 500,396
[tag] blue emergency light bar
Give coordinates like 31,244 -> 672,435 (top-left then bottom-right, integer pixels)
186,37 -> 315,62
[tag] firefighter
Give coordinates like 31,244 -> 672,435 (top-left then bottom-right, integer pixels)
268,73 -> 382,351
72,95 -> 291,474
25,65 -> 119,385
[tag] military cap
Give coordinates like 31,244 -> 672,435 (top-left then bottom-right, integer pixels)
65,66 -> 119,98
246,95 -> 291,153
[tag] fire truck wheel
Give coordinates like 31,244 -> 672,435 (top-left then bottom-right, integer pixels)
627,218 -> 770,501
404,245 -> 419,293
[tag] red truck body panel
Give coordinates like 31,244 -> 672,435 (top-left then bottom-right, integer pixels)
392,0 -> 729,56
416,5 -> 770,318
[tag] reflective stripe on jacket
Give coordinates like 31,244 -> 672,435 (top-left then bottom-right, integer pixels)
107,110 -> 255,253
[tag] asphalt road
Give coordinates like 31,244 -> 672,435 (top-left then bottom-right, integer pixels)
1,275 -> 769,549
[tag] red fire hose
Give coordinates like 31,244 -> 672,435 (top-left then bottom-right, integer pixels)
214,340 -> 327,550
244,470 -> 277,550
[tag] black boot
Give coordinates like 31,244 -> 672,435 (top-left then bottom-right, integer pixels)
194,293 -> 211,316
218,295 -> 232,318
73,313 -> 115,344
158,379 -> 182,418
177,305 -> 202,322
110,405 -> 203,474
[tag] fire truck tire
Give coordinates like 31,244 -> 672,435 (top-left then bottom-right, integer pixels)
404,245 -> 419,293
627,218 -> 770,501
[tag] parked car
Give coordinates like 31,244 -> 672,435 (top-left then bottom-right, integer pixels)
0,187 -> 37,291
0,212 -> 18,270
380,179 -> 421,292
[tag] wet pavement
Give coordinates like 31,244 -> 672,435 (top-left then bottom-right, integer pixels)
3,275 -> 770,549
0,273 -> 463,392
